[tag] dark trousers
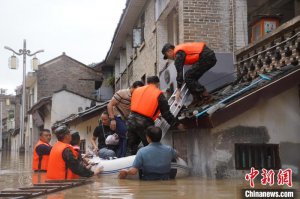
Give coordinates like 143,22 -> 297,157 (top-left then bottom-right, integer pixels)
117,138 -> 127,158
115,116 -> 127,158
127,112 -> 154,155
184,46 -> 217,95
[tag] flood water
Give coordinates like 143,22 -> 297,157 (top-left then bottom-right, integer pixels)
0,151 -> 299,199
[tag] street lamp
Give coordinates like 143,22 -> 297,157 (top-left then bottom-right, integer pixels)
4,39 -> 44,152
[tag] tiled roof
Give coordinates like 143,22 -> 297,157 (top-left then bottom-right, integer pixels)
27,96 -> 52,114
177,16 -> 300,128
179,64 -> 300,128
52,101 -> 109,129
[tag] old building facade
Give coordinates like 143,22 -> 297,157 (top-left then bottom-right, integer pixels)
104,0 -> 300,180
105,0 -> 250,91
36,52 -> 102,100
21,53 -> 104,152
0,93 -> 16,151
106,0 -> 300,91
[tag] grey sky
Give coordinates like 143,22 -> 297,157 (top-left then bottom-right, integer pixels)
0,0 -> 126,94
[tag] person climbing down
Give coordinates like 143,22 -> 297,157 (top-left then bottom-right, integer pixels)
161,42 -> 217,107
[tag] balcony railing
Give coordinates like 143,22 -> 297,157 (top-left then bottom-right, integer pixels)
235,16 -> 300,83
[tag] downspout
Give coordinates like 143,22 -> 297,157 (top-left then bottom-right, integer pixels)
231,0 -> 236,64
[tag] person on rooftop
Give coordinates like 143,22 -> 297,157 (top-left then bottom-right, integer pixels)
162,42 -> 217,107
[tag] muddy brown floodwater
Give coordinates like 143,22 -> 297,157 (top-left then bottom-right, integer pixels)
0,151 -> 299,199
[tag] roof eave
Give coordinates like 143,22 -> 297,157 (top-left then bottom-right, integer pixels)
209,68 -> 300,127
105,0 -> 147,65
181,68 -> 300,129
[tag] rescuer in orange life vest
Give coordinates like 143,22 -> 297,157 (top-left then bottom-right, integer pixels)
47,125 -> 102,180
127,76 -> 184,155
32,129 -> 52,172
162,42 -> 217,106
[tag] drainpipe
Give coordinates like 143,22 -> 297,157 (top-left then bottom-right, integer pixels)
231,0 -> 236,64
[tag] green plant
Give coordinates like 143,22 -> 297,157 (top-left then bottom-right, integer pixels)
105,75 -> 115,89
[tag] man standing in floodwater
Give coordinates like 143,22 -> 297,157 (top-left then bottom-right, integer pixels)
107,81 -> 144,157
119,126 -> 177,180
32,129 -> 52,172
47,125 -> 102,180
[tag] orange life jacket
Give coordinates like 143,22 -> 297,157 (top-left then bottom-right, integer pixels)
69,146 -> 80,179
32,140 -> 51,171
131,84 -> 162,121
46,141 -> 79,180
32,172 -> 47,184
174,42 -> 206,65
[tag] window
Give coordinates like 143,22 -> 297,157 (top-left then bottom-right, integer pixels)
235,143 -> 281,170
132,12 -> 145,48
0,88 -> 7,94
8,110 -> 14,119
167,9 -> 179,45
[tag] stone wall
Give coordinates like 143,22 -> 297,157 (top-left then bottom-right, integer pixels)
37,54 -> 100,100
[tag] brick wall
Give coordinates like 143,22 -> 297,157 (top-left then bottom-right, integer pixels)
235,0 -> 248,50
37,54 -> 100,100
182,0 -> 233,52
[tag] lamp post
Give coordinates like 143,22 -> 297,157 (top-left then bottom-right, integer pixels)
4,39 -> 44,152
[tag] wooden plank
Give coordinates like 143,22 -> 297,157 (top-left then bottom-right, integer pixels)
33,183 -> 74,186
18,189 -> 48,193
0,192 -> 32,197
45,179 -> 88,183
43,188 -> 60,194
1,190 -> 44,193
0,179 -> 92,199
19,186 -> 61,190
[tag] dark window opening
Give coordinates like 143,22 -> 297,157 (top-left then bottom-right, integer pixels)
80,139 -> 86,154
247,0 -> 296,43
140,12 -> 145,43
95,81 -> 102,90
235,143 -> 281,170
